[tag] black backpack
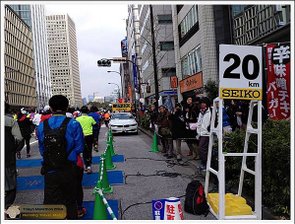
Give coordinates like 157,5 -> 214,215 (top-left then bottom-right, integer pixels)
43,117 -> 71,171
184,180 -> 209,216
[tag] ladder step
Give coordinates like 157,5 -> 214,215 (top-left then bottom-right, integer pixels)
247,128 -> 258,134
242,167 -> 256,176
223,153 -> 258,157
208,167 -> 218,176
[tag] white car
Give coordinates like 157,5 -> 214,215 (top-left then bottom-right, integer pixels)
109,112 -> 138,135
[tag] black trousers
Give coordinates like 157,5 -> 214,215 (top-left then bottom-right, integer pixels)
44,165 -> 77,219
84,135 -> 93,167
17,135 -> 31,154
75,166 -> 84,210
199,136 -> 209,166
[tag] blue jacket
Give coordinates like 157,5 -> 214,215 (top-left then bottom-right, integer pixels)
88,112 -> 101,124
37,115 -> 84,166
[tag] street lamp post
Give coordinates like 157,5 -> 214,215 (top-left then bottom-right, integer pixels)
108,82 -> 120,101
107,70 -> 123,100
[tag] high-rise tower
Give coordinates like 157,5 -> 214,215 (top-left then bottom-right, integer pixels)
46,14 -> 82,108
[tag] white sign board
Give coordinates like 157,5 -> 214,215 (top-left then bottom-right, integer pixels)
219,44 -> 262,100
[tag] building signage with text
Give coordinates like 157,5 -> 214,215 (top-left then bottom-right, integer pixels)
179,72 -> 203,93
266,43 -> 290,120
219,44 -> 262,100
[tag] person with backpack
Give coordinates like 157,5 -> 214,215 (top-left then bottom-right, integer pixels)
5,103 -> 23,210
76,106 -> 97,174
37,95 -> 84,219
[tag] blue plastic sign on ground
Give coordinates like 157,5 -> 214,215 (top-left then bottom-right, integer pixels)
152,199 -> 165,220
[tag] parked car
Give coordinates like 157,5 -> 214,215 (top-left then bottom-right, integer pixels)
109,112 -> 138,135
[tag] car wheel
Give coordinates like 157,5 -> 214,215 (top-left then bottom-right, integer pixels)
134,131 -> 138,135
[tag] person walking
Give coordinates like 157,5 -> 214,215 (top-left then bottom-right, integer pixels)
103,111 -> 111,128
88,105 -> 102,152
76,106 -> 97,174
37,95 -> 84,219
196,98 -> 212,171
5,103 -> 23,210
17,108 -> 33,158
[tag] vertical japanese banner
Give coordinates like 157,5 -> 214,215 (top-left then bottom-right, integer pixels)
132,54 -> 138,90
266,43 -> 290,120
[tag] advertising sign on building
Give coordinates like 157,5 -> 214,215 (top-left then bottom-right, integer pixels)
121,37 -> 128,57
170,76 -> 178,89
132,54 -> 138,90
266,43 -> 290,120
179,72 -> 203,93
219,44 -> 263,100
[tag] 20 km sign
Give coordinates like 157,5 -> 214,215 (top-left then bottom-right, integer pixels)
219,44 -> 262,100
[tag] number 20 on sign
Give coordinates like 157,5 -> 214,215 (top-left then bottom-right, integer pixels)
219,44 -> 263,100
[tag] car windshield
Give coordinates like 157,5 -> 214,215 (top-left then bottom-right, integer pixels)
111,113 -> 134,120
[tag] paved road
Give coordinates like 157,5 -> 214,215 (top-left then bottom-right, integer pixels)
14,125 -> 216,220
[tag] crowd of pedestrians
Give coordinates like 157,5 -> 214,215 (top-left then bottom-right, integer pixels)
4,95 -> 112,219
147,96 -> 251,170
5,93 -> 253,219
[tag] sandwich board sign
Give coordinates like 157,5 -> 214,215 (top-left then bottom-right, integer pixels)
219,44 -> 262,100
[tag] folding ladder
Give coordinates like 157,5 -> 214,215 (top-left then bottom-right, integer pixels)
204,97 -> 262,219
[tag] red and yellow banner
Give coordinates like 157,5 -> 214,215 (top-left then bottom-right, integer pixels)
266,43 -> 290,120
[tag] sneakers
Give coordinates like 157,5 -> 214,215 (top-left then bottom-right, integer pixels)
77,207 -> 87,218
86,166 -> 92,174
16,152 -> 21,159
26,154 -> 31,158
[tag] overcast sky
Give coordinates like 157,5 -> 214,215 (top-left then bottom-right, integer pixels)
45,2 -> 128,99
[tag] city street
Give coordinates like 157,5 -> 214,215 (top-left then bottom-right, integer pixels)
14,125 -> 216,220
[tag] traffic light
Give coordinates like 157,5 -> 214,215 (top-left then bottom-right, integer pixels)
97,58 -> 111,67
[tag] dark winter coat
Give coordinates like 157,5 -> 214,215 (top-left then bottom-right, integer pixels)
169,109 -> 187,139
17,114 -> 33,138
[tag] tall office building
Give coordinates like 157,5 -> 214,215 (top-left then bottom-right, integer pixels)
125,4 -> 141,103
46,14 -> 82,108
9,4 -> 52,110
138,5 -> 176,106
4,5 -> 36,109
172,5 -> 232,101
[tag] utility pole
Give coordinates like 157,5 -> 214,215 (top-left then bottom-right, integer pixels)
149,5 -> 159,112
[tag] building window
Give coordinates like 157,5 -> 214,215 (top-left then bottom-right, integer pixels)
181,45 -> 202,77
159,41 -> 174,51
162,68 -> 176,77
179,5 -> 199,39
158,14 -> 172,24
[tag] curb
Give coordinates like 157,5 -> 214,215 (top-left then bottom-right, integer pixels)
138,126 -> 153,138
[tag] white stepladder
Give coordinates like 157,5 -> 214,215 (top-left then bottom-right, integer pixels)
204,97 -> 262,220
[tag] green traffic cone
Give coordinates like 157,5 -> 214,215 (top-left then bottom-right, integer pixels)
107,137 -> 117,156
93,181 -> 108,220
99,155 -> 113,194
150,132 -> 159,152
105,144 -> 116,170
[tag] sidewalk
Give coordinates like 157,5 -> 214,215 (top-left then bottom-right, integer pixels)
138,126 -> 279,220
